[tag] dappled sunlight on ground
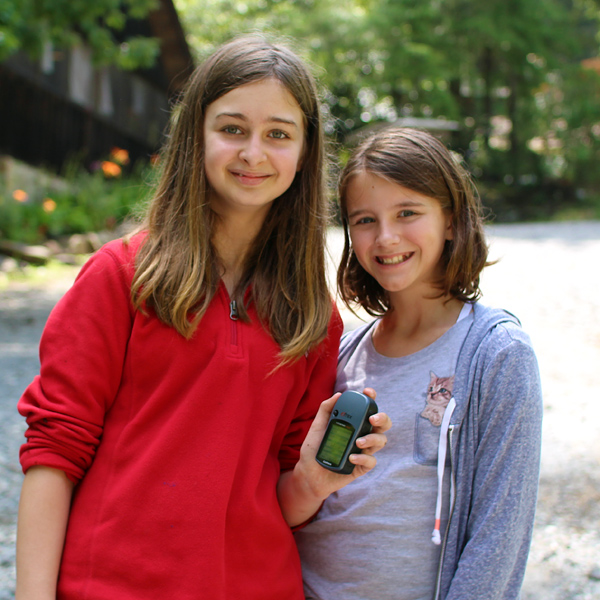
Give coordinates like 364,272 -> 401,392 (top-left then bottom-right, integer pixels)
0,221 -> 599,598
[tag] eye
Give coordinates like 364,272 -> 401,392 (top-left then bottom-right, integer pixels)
399,209 -> 416,218
269,130 -> 290,139
222,125 -> 242,135
352,216 -> 375,225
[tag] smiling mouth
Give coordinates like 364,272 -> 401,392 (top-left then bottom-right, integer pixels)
376,252 -> 413,265
231,170 -> 271,182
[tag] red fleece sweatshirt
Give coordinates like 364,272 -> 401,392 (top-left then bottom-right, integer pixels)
18,237 -> 342,600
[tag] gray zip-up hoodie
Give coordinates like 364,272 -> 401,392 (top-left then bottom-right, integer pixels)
337,303 -> 543,600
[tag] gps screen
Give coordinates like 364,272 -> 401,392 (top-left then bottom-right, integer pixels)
316,420 -> 355,467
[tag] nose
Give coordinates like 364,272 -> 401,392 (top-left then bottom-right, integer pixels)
375,222 -> 400,247
239,134 -> 266,167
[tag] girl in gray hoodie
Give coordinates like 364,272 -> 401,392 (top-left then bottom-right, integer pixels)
296,127 -> 543,600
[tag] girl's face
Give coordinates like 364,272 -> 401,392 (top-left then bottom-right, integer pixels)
203,78 -> 305,220
346,171 -> 453,299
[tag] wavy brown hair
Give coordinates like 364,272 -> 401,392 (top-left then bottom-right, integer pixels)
130,36 -> 332,360
337,127 -> 490,316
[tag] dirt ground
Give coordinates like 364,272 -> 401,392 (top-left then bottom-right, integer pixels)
330,220 -> 600,600
482,221 -> 600,600
1,220 -> 599,599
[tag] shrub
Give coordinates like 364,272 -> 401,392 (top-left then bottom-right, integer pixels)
0,150 -> 153,245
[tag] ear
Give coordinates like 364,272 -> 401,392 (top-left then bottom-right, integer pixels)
444,212 -> 454,241
296,143 -> 306,172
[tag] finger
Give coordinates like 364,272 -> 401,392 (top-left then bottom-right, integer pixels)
356,432 -> 388,453
300,393 -> 342,455
362,387 -> 376,400
322,392 -> 341,412
324,391 -> 342,406
313,392 -> 341,426
348,452 -> 377,471
369,412 -> 392,433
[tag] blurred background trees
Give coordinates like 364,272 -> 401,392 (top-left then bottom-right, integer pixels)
0,0 -> 160,69
176,0 -> 600,220
2,0 -> 600,226
0,0 -> 192,245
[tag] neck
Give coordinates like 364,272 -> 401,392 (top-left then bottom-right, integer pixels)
212,209 -> 267,295
373,291 -> 464,358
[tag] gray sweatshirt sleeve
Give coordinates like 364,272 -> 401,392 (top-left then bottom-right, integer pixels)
444,324 -> 543,600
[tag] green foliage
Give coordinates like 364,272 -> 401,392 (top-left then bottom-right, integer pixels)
0,158 -> 152,245
539,65 -> 600,188
174,0 -> 600,220
0,0 -> 160,68
4,0 -> 598,221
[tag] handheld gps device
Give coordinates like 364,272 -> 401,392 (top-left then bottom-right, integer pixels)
316,391 -> 379,474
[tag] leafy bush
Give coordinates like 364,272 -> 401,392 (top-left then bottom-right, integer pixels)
0,150 -> 153,245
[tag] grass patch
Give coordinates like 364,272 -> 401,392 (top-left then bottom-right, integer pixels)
0,259 -> 82,292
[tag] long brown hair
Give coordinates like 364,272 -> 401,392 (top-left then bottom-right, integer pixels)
337,127 -> 489,316
130,36 -> 332,360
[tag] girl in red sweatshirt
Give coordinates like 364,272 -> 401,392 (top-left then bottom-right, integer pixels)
16,36 -> 389,600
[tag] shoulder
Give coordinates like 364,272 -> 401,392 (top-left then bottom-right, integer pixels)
307,302 -> 344,362
337,319 -> 378,375
339,319 -> 376,354
455,307 -> 542,435
463,305 -> 541,403
470,304 -> 535,359
96,232 -> 146,265
58,234 -> 148,315
322,303 -> 345,352
457,304 -> 541,398
76,233 -> 146,283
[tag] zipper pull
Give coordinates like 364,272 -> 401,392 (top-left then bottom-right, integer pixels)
229,300 -> 238,320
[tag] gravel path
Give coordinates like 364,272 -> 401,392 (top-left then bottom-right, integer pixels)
1,221 -> 599,599
0,270 -> 74,599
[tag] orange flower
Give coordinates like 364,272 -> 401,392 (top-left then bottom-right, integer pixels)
110,147 -> 130,165
42,198 -> 57,213
102,161 -> 122,177
13,189 -> 29,202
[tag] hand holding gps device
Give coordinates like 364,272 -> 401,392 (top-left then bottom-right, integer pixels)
316,391 -> 379,474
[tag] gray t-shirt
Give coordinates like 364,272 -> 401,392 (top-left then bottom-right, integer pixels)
296,308 -> 473,600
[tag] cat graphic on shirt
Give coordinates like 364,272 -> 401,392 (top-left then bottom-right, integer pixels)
421,372 -> 454,426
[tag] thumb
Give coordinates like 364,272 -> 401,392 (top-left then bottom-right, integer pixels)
313,393 -> 341,429
300,392 -> 341,457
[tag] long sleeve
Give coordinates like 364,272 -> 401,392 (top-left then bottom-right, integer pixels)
445,324 -> 543,600
18,241 -> 136,483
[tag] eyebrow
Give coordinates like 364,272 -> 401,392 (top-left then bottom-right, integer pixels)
347,200 -> 425,219
214,112 -> 299,128
347,208 -> 370,219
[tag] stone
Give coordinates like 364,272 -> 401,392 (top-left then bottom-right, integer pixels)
589,567 -> 600,581
44,239 -> 64,256
0,240 -> 50,265
0,256 -> 19,273
67,234 -> 93,255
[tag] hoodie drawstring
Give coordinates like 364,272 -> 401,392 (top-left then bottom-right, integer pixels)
432,396 -> 456,545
